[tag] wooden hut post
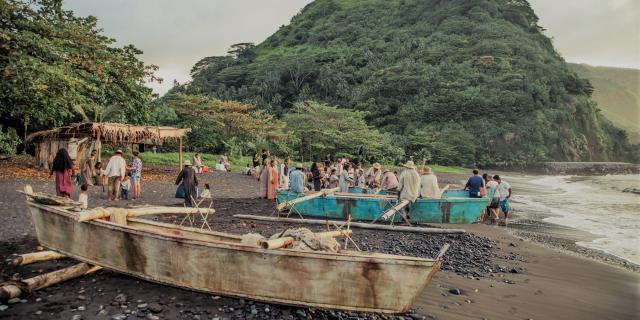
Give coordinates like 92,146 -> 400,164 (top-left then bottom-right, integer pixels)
96,130 -> 102,163
179,137 -> 183,169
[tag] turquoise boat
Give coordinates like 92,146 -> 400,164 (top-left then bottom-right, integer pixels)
276,189 -> 493,224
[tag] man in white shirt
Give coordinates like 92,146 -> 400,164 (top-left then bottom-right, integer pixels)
104,149 -> 127,200
420,167 -> 441,199
494,175 -> 512,225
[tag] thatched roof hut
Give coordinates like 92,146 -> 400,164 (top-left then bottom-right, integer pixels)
27,123 -> 191,170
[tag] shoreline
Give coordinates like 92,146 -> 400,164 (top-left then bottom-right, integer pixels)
0,168 -> 638,319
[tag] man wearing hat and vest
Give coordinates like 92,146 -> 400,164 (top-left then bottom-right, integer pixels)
289,163 -> 306,193
103,149 -> 127,201
397,160 -> 421,221
176,159 -> 198,207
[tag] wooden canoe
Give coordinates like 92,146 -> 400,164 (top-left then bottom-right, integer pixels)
25,199 -> 446,314
277,189 -> 494,224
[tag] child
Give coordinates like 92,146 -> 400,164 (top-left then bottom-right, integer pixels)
243,164 -> 252,176
94,162 -> 106,191
120,175 -> 131,200
78,184 -> 89,209
356,169 -> 366,188
200,183 -> 212,199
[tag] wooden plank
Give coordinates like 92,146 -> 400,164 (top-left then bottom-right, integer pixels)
277,188 -> 339,212
10,251 -> 66,266
233,214 -> 466,234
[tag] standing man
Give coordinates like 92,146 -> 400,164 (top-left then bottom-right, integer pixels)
494,175 -> 512,225
464,169 -> 485,198
176,160 -> 198,207
80,149 -> 98,186
365,163 -> 382,189
289,163 -> 306,193
338,163 -> 353,193
398,161 -> 421,220
103,149 -> 126,201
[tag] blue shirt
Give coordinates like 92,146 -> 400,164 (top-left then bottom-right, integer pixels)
289,170 -> 305,193
465,175 -> 484,197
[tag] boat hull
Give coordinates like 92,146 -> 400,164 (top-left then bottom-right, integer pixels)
26,202 -> 440,313
277,190 -> 492,224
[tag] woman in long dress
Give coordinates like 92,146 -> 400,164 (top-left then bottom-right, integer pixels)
258,159 -> 269,198
50,148 -> 75,198
267,159 -> 279,200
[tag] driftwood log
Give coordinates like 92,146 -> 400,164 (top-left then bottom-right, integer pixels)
233,215 -> 466,234
0,263 -> 102,300
374,199 -> 411,223
276,188 -> 339,212
259,230 -> 354,250
10,251 -> 66,266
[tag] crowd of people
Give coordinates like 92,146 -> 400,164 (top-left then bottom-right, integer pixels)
49,148 -> 144,208
465,169 -> 512,225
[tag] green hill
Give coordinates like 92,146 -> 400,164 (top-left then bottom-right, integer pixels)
568,63 -> 640,143
169,0 -> 636,164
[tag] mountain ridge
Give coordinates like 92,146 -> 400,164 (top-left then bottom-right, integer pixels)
168,0 -> 636,164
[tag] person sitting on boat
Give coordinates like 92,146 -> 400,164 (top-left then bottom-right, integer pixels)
464,169 -> 485,198
365,163 -> 382,188
381,169 -> 399,192
398,161 -> 421,220
338,163 -> 354,193
176,160 -> 198,207
289,163 -> 306,193
494,175 -> 512,226
420,167 -> 441,199
482,174 -> 501,224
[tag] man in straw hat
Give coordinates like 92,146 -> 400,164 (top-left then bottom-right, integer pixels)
365,163 -> 382,188
397,160 -> 421,222
289,163 -> 306,193
176,159 -> 198,207
420,166 -> 441,199
103,149 -> 127,201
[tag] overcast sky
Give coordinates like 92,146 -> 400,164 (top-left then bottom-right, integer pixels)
63,0 -> 640,94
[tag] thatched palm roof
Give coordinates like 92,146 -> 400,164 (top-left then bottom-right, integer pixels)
26,123 -> 191,144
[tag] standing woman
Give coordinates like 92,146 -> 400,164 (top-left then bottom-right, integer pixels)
338,163 -> 353,193
258,159 -> 270,199
130,151 -> 143,200
193,153 -> 203,174
310,162 -> 322,191
50,148 -> 75,198
267,159 -> 279,200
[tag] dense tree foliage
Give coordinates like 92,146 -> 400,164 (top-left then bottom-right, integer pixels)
282,101 -> 403,162
0,0 -> 160,145
172,0 -> 635,165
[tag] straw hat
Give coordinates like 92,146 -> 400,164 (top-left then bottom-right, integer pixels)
115,149 -> 123,154
296,163 -> 304,169
373,163 -> 381,169
424,166 -> 432,174
403,161 -> 417,169
184,160 -> 192,166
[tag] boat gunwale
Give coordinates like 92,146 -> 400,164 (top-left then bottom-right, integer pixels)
279,192 -> 492,203
27,201 -> 439,266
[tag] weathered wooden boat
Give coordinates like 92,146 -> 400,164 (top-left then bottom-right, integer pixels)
277,189 -> 493,224
24,190 -> 447,314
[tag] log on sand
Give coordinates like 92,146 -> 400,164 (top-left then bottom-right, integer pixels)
10,251 -> 66,266
233,215 -> 466,234
77,207 -> 215,222
259,230 -> 354,250
276,188 -> 339,212
0,263 -> 102,300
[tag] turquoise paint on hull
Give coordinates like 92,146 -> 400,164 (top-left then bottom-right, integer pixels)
277,189 -> 493,224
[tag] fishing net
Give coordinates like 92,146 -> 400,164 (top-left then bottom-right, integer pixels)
269,228 -> 341,253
